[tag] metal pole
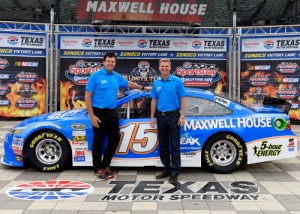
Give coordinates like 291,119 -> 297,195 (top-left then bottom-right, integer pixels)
49,4 -> 55,112
232,7 -> 237,101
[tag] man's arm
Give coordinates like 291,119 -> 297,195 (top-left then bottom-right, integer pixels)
178,97 -> 186,126
127,81 -> 151,91
85,91 -> 101,128
150,98 -> 157,128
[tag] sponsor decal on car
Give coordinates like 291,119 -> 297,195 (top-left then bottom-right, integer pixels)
253,141 -> 282,157
215,96 -> 230,107
71,123 -> 86,130
74,150 -> 86,162
185,118 -> 272,131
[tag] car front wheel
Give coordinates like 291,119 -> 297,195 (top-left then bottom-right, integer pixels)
27,131 -> 71,172
203,133 -> 244,173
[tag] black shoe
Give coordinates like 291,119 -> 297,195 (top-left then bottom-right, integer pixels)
168,175 -> 178,183
156,171 -> 171,179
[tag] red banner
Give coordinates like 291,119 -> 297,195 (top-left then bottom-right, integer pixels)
76,0 -> 214,23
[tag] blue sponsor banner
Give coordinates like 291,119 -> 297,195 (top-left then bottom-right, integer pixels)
241,52 -> 300,60
0,48 -> 46,57
60,50 -> 226,59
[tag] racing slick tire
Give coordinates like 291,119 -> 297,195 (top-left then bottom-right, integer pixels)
27,131 -> 71,172
203,133 -> 244,174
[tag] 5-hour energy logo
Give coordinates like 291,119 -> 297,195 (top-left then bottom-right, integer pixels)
253,141 -> 282,157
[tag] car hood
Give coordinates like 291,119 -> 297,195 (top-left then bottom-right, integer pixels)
15,109 -> 88,127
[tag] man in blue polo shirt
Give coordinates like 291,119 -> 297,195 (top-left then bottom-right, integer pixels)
150,58 -> 186,183
85,52 -> 151,180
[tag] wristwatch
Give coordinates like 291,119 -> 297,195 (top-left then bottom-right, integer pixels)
141,86 -> 144,90
180,115 -> 185,118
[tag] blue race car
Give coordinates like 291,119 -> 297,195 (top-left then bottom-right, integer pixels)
2,88 -> 297,173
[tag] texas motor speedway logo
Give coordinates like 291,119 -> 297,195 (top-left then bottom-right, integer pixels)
100,181 -> 262,201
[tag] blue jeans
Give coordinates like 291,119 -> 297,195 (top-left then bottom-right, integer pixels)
157,110 -> 181,176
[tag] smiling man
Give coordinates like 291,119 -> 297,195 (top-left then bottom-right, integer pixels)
85,52 -> 151,180
150,58 -> 186,183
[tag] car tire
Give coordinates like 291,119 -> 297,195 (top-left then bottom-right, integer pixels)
27,131 -> 71,172
203,133 -> 244,174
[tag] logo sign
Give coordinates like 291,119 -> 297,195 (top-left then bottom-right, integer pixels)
20,36 -> 44,47
276,88 -> 299,99
15,72 -> 39,83
0,74 -> 9,79
0,58 -> 9,69
192,40 -> 202,49
276,39 -> 300,49
0,84 -> 10,96
149,39 -> 170,49
7,36 -> 19,45
99,181 -> 260,201
276,62 -> 299,74
0,98 -> 10,106
82,38 -> 92,47
247,65 -> 271,71
14,62 -> 39,67
94,39 -> 115,48
128,61 -> 157,84
248,75 -> 270,86
275,77 -> 300,83
6,180 -> 94,200
16,84 -> 37,97
74,150 -> 85,162
249,87 -> 269,100
71,123 -> 86,130
263,40 -> 274,49
65,60 -> 101,85
78,1 -> 214,23
16,98 -> 38,109
174,62 -> 221,87
249,100 -> 263,108
137,39 -> 148,48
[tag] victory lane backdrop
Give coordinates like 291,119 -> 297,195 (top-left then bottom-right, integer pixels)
0,32 -> 47,118
241,60 -> 300,121
60,58 -> 227,111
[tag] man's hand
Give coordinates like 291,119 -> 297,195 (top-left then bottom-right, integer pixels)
178,117 -> 185,127
90,115 -> 101,128
144,86 -> 152,91
150,118 -> 156,128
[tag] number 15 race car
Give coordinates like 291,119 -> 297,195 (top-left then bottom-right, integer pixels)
2,88 -> 297,173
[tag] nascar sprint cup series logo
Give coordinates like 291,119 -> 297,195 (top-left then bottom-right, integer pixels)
65,60 -> 102,85
174,62 -> 221,87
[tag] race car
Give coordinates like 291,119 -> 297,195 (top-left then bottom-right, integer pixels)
2,88 -> 297,173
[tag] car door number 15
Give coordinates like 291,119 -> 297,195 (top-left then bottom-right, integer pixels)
116,122 -> 158,154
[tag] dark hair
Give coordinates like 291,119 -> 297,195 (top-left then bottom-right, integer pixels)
103,52 -> 117,61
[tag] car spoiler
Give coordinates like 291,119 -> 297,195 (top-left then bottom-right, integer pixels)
262,97 -> 291,114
